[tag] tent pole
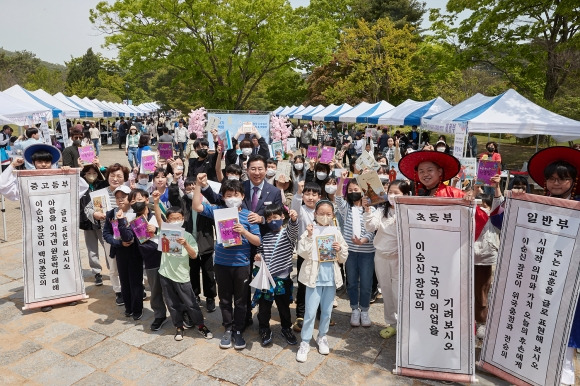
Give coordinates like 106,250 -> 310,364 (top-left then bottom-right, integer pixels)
535,134 -> 539,153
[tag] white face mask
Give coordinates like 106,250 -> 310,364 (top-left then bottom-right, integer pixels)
242,148 -> 253,156
387,194 -> 398,207
316,215 -> 333,226
186,192 -> 193,199
225,197 -> 243,208
294,163 -> 304,171
266,169 -> 276,177
227,175 -> 239,180
325,185 -> 337,195
176,166 -> 184,171
316,172 -> 328,180
138,178 -> 149,185
169,220 -> 184,227
436,147 -> 446,152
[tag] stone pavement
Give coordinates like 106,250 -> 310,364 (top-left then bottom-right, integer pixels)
0,144 -> 576,385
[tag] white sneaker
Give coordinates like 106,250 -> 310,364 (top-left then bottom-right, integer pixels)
296,341 -> 310,362
360,311 -> 372,327
317,335 -> 329,355
333,298 -> 338,308
350,309 -> 361,327
476,323 -> 486,339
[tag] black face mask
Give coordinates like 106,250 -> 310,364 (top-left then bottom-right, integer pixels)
131,202 -> 147,214
487,146 -> 494,152
347,192 -> 362,202
73,139 -> 82,147
197,149 -> 208,158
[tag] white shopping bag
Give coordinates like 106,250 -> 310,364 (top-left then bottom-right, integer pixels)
249,260 -> 276,290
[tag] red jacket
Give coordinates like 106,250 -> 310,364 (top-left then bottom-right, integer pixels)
434,184 -> 488,240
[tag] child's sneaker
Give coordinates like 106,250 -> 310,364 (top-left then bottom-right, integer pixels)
260,328 -> 273,346
182,312 -> 194,329
292,318 -> 303,332
198,325 -> 213,339
350,309 -> 361,327
317,335 -> 330,355
281,327 -> 298,345
174,327 -> 184,341
233,331 -> 246,350
296,341 -> 310,362
150,317 -> 167,331
220,330 -> 233,349
360,311 -> 371,327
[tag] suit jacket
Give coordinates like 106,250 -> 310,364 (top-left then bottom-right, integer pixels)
254,137 -> 270,159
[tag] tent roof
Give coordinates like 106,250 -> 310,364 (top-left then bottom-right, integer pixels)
288,105 -> 312,118
0,91 -> 52,125
297,105 -> 325,120
278,105 -> 297,116
31,89 -> 83,118
272,106 -> 285,115
83,97 -> 112,117
331,102 -> 373,123
355,101 -> 395,123
422,89 -> 580,142
69,95 -> 103,118
4,85 -> 61,118
310,104 -> 337,121
372,97 -> 452,126
91,99 -> 118,117
323,103 -> 354,121
53,93 -> 94,118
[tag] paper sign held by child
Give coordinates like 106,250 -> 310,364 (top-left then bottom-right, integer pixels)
275,160 -> 292,180
157,142 -> 173,160
319,147 -> 336,164
476,160 -> 500,186
140,151 -> 157,174
355,150 -> 379,171
79,146 -> 95,165
213,207 -> 242,247
130,215 -> 151,244
286,138 -> 297,153
311,225 -> 339,262
90,188 -> 111,214
357,171 -> 387,205
271,141 -> 284,158
158,223 -> 184,255
307,145 -> 318,159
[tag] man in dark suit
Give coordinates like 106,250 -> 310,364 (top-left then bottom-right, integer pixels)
251,131 -> 270,159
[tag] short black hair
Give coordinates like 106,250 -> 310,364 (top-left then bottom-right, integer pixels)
152,168 -> 168,179
162,127 -> 169,133
303,182 -> 322,195
128,188 -> 149,201
247,154 -> 267,169
220,179 -> 244,196
225,164 -> 243,176
264,203 -> 285,219
189,133 -> 197,140
267,158 -> 278,166
477,193 -> 493,208
184,178 -> 196,188
544,160 -> 577,182
194,139 -> 209,149
166,206 -> 185,217
31,150 -> 53,163
26,128 -> 39,138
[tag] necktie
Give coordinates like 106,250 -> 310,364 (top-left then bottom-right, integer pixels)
251,186 -> 259,212
254,147 -> 258,155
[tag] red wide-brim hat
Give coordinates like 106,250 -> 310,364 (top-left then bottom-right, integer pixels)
399,150 -> 461,182
528,146 -> 580,191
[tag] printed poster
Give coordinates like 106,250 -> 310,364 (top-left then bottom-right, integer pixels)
79,145 -> 95,164
478,192 -> 580,386
130,215 -> 151,244
158,223 -> 184,255
356,171 -> 387,205
307,145 -> 318,159
140,150 -> 157,174
311,225 -> 339,261
395,197 -> 476,383
477,160 -> 500,186
389,162 -> 403,182
319,147 -> 336,164
17,169 -> 87,309
90,188 -> 111,215
157,142 -> 173,160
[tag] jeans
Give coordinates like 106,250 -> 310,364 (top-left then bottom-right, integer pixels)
301,285 -> 335,342
345,251 -> 375,311
92,138 -> 100,156
127,147 -> 138,169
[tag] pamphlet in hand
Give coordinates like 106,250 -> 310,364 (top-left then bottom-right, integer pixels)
355,150 -> 379,171
157,142 -> 173,160
311,225 -> 339,262
140,151 -> 157,174
90,188 -> 111,214
455,158 -> 477,190
307,145 -> 318,159
130,215 -> 151,244
476,160 -> 501,186
111,219 -> 121,240
356,171 -> 387,205
79,145 -> 95,165
242,121 -> 253,134
275,160 -> 292,180
286,138 -> 297,153
158,223 -> 184,255
319,147 -> 336,164
213,207 -> 242,247
271,141 -> 284,158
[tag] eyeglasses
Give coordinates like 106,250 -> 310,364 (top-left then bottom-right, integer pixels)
546,177 -> 572,184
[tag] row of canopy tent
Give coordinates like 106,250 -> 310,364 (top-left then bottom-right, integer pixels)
0,84 -> 161,125
273,89 -> 580,141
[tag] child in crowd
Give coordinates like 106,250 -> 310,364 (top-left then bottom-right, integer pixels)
363,180 -> 411,339
253,204 -> 299,346
290,181 -> 321,332
296,200 -> 348,362
152,192 -> 213,341
102,185 -> 144,320
128,188 -> 168,331
193,173 -> 261,350
336,170 -> 376,327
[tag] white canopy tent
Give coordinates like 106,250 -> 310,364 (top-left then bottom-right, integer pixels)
272,106 -> 285,115
371,97 -> 452,126
54,93 -> 94,118
310,104 -> 337,121
0,91 -> 51,125
322,103 -> 354,121
422,89 -> 580,142
31,89 -> 83,118
355,100 -> 395,123
295,105 -> 325,120
3,85 -> 60,120
92,99 -> 118,117
277,105 -> 297,116
288,105 -> 312,119
331,102 -> 373,123
69,95 -> 103,118
83,98 -> 112,117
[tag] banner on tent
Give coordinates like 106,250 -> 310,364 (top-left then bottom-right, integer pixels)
207,113 -> 270,144
478,192 -> 580,386
421,120 -> 467,134
17,169 -> 87,310
453,126 -> 466,157
58,113 -> 69,147
394,197 -> 476,383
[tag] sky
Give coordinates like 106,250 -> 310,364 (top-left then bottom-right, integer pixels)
0,0 -> 453,65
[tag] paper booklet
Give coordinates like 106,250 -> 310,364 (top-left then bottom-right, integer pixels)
158,223 -> 185,255
90,188 -> 111,214
140,150 -> 157,174
130,215 -> 151,244
476,160 -> 501,186
79,145 -> 95,165
356,171 -> 387,205
271,141 -> 284,158
157,142 -> 173,160
319,146 -> 336,164
307,145 -> 318,159
311,225 -> 339,262
275,160 -> 292,180
213,207 -> 242,247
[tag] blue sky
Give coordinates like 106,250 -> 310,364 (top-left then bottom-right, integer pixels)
0,0 -> 454,65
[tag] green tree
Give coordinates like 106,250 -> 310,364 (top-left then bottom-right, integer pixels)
353,0 -> 426,27
0,50 -> 41,90
90,0 -> 336,110
436,0 -> 580,102
24,66 -> 66,94
66,48 -> 102,87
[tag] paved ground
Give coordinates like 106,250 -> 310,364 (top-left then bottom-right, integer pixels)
0,144 -> 576,385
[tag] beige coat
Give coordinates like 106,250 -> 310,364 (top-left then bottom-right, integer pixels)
297,229 -> 348,288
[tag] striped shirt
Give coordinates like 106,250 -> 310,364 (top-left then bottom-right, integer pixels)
335,196 -> 376,253
259,219 -> 298,277
200,203 -> 260,267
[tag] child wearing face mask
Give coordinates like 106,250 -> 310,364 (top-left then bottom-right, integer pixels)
336,171 -> 376,328
362,180 -> 411,339
252,204 -> 299,347
151,200 -> 213,342
193,175 -> 262,350
265,158 -> 277,185
295,200 -> 348,363
291,155 -> 306,194
306,161 -> 331,199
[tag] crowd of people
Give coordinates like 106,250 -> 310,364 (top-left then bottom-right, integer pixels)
0,117 -> 579,382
